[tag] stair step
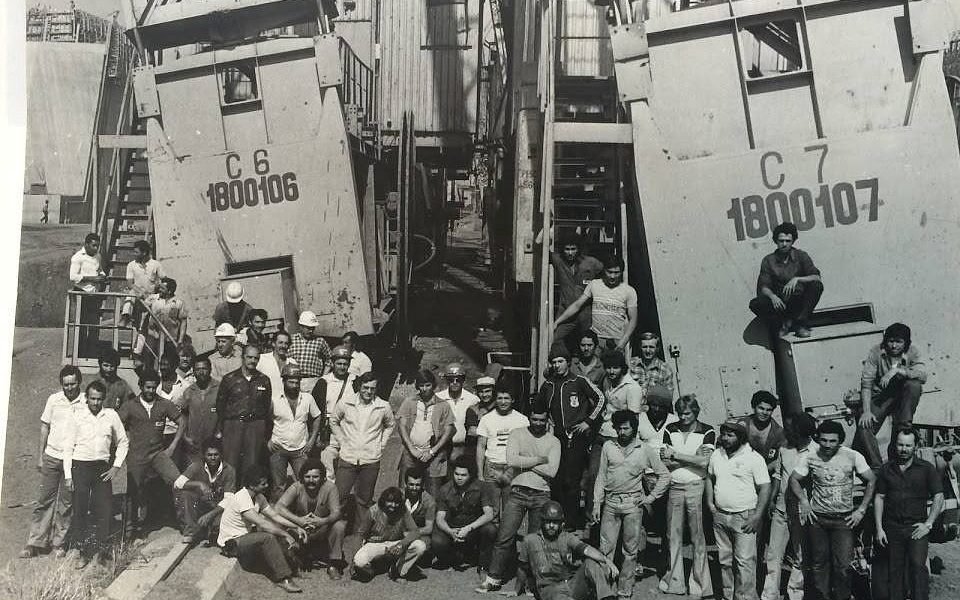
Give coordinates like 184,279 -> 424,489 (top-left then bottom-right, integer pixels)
119,212 -> 150,220
554,218 -> 610,226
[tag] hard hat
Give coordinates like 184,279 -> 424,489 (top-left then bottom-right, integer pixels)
476,376 -> 496,388
331,346 -> 352,360
214,323 -> 237,338
540,501 -> 565,522
444,362 -> 465,377
298,310 -> 319,328
281,363 -> 302,379
225,282 -> 244,304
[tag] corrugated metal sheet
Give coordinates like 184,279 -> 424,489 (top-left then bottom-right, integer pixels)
559,0 -> 613,77
379,0 -> 481,136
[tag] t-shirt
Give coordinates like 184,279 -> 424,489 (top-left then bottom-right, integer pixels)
477,410 -> 529,464
126,259 -> 164,298
218,488 -> 267,546
793,447 -> 871,515
709,445 -> 770,513
584,279 -> 638,339
406,492 -> 436,529
278,480 -> 339,518
775,442 -> 818,511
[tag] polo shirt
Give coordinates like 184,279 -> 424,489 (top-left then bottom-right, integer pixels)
877,458 -> 942,525
598,375 -> 644,438
62,406 -> 129,475
584,279 -> 637,340
117,396 -> 182,463
218,488 -> 266,546
91,375 -> 135,410
406,491 -> 436,529
438,388 -> 481,445
270,391 -> 322,451
69,248 -> 101,292
793,447 -> 871,515
436,479 -> 495,527
477,410 -> 529,464
289,334 -> 331,378
183,460 -> 237,502
40,391 -> 84,459
278,480 -> 339,518
180,379 -> 221,446
664,421 -> 715,483
216,369 -> 272,421
519,531 -> 588,587
125,258 -> 164,298
709,444 -> 770,513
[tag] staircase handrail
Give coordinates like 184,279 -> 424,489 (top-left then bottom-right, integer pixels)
95,68 -> 138,253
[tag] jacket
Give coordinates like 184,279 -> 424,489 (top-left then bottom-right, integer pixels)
535,371 -> 604,434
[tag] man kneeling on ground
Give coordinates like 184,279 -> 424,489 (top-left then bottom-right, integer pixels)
274,459 -> 347,580
217,466 -> 307,594
432,455 -> 497,582
351,486 -> 428,582
514,500 -> 619,600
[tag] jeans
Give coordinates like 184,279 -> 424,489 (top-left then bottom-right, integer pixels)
872,521 -> 929,600
26,453 -> 72,550
554,433 -> 591,529
761,507 -> 805,600
749,280 -> 823,328
806,512 -> 854,600
225,531 -> 294,582
302,520 -> 347,565
222,419 -> 266,484
537,559 -> 619,600
853,379 -> 923,467
482,461 -> 517,520
127,450 -> 181,531
70,460 -> 113,557
599,492 -> 644,596
353,539 -> 428,576
661,479 -> 712,598
713,510 -> 759,600
336,460 -> 380,532
490,485 -> 551,580
431,522 -> 497,569
268,445 -> 307,501
176,488 -> 218,538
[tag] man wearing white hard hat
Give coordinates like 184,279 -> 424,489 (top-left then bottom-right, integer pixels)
213,282 -> 256,330
437,363 -> 480,469
289,311 -> 331,395
210,323 -> 242,381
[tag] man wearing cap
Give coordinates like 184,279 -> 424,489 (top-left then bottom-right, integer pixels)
210,323 -> 242,381
289,311 -> 332,393
535,347 -> 604,530
511,500 -> 619,600
706,420 -> 771,600
437,363 -> 481,468
465,376 -> 498,446
314,345 -> 357,480
268,363 -> 323,501
214,282 -> 256,329
91,347 -> 135,409
217,344 -> 273,483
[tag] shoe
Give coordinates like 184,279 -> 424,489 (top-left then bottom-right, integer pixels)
18,546 -> 39,559
388,562 -> 401,581
778,319 -> 793,337
51,547 -> 67,559
275,579 -> 303,593
794,326 -> 811,338
475,578 -> 503,593
326,566 -> 343,581
350,564 -> 373,582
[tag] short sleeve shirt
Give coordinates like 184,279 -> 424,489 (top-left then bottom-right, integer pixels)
757,248 -> 821,296
519,531 -> 587,587
794,447 -> 871,515
146,294 -> 188,337
40,391 -> 84,459
709,445 -> 770,512
406,492 -> 437,529
279,481 -> 339,518
218,488 -> 266,546
436,479 -> 495,527
126,259 -> 164,298
270,391 -> 322,451
876,458 -> 942,524
477,410 -> 530,463
585,280 -> 638,340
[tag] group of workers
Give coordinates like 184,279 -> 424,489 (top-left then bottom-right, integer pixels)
27,224 -> 940,600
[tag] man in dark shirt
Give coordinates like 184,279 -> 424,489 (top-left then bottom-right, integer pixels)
176,438 -> 236,542
873,428 -> 944,600
550,236 -> 603,354
431,456 -> 497,576
180,356 -> 221,465
570,331 -> 605,387
216,344 -> 272,483
92,348 -> 135,409
749,222 -> 823,338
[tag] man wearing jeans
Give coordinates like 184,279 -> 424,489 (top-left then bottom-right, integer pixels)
476,403 -> 561,592
592,410 -> 670,598
268,363 -> 322,501
873,428 -> 943,600
705,420 -> 771,600
790,420 -> 875,600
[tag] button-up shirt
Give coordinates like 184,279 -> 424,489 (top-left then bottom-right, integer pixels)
184,460 -> 236,503
289,333 -> 331,378
331,396 -> 396,465
270,391 -> 321,451
62,407 -> 129,475
593,438 -> 670,508
709,444 -> 770,513
180,379 -> 221,447
756,247 -> 821,296
436,478 -> 495,528
159,373 -> 194,435
209,350 -> 242,382
126,258 -> 164,298
877,458 -> 942,525
69,248 -> 102,292
117,397 -> 182,463
438,388 -> 480,445
550,252 -> 603,311
40,391 -> 85,459
631,357 -> 675,397
861,344 -> 927,397
216,369 -> 272,421
598,375 -> 644,438
775,441 -> 818,511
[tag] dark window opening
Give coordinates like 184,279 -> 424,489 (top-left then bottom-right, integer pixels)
218,60 -> 259,104
740,20 -> 804,79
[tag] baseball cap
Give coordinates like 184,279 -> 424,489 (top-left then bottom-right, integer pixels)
476,376 -> 496,388
281,363 -> 302,379
720,419 -> 748,437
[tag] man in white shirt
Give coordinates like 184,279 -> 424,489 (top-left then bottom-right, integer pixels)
268,363 -> 322,501
315,346 -> 356,480
553,255 -> 638,353
121,239 -> 164,327
63,381 -> 129,564
19,366 -> 86,559
705,420 -> 771,600
69,233 -> 106,357
342,331 -> 372,377
260,331 -> 293,394
475,389 -> 529,517
437,362 -> 480,468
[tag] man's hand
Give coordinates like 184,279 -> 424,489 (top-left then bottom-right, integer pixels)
267,440 -> 281,453
418,449 -> 433,462
743,509 -> 762,534
782,278 -> 800,297
639,499 -> 655,513
770,296 -> 787,312
197,481 -> 213,496
879,368 -> 901,389
385,543 -> 403,558
294,527 -> 308,543
36,457 -> 43,472
660,446 -> 676,460
197,512 -> 215,529
283,533 -> 298,550
65,478 -> 74,492
590,506 -> 601,525
798,501 -> 818,525
912,522 -> 933,540
875,526 -> 888,547
571,422 -> 591,436
301,442 -> 313,456
163,444 -> 176,458
100,466 -> 120,482
604,558 -> 619,581
845,508 -> 866,528
858,411 -> 876,430
614,340 -> 628,352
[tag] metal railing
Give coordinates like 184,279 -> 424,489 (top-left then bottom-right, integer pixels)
63,291 -> 179,371
338,38 -> 375,131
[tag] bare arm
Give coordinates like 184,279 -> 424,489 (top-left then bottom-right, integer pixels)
397,412 -> 418,455
476,436 -> 488,481
554,291 -> 591,327
431,423 -> 455,457
37,422 -> 50,470
617,305 -> 639,349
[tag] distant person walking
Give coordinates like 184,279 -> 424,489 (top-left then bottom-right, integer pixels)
41,198 -> 49,224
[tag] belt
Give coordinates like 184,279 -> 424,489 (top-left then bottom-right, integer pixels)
224,413 -> 264,422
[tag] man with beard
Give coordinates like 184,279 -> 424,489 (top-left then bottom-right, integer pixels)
397,369 -> 456,495
315,346 -> 356,480
706,420 -> 771,600
535,347 -> 604,531
269,363 -> 322,501
62,381 -> 128,565
761,412 -> 817,600
855,323 -> 927,466
548,236 -> 604,354
432,456 -> 497,580
515,501 -> 619,600
402,468 -> 437,555
216,345 -> 272,483
209,323 -> 242,381
592,410 -> 670,598
629,333 -> 675,398
790,420 -> 875,600
351,487 -> 428,581
177,439 -> 236,543
571,332 -> 605,387
180,357 -> 221,465
476,403 -> 561,593
437,363 -> 481,468
476,388 -> 529,516
554,256 -> 638,353
275,459 -> 347,580
873,427 -> 944,600
92,348 -> 135,409
659,395 -> 714,598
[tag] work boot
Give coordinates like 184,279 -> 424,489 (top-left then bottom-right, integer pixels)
794,325 -> 811,338
17,546 -> 39,559
275,579 -> 303,594
475,577 -> 503,593
326,565 -> 343,581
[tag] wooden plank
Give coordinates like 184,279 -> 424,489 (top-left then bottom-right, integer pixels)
98,134 -> 148,149
103,531 -> 191,600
